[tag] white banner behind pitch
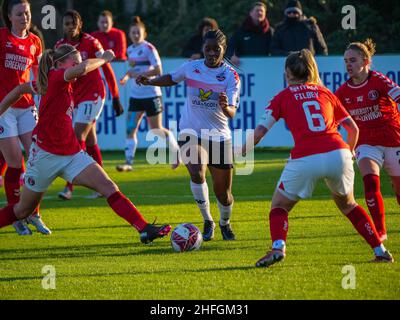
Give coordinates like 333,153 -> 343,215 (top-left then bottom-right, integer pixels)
97,56 -> 400,150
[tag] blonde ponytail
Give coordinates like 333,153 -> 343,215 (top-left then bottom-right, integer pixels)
285,49 -> 321,85
37,49 -> 54,95
346,38 -> 376,64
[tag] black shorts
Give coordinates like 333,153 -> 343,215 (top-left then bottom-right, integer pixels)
178,133 -> 234,170
128,96 -> 163,117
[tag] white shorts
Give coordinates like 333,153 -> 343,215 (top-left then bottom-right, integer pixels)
355,144 -> 400,176
0,106 -> 38,138
73,99 -> 105,124
24,142 -> 95,192
277,149 -> 355,200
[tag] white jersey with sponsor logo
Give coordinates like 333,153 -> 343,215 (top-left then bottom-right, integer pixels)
170,59 -> 241,141
127,41 -> 162,99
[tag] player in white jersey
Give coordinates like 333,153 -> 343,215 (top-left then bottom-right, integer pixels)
137,30 -> 241,241
118,16 -> 179,171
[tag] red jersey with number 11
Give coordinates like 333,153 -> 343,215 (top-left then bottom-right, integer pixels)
264,84 -> 350,159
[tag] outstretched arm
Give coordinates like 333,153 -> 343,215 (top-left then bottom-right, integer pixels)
136,74 -> 177,87
0,83 -> 34,117
242,125 -> 268,156
64,50 -> 115,81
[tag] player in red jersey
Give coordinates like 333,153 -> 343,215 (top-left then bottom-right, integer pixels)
0,44 -> 171,244
335,39 -> 400,242
91,10 -> 127,61
0,0 -> 50,235
241,49 -> 393,267
56,10 -> 124,200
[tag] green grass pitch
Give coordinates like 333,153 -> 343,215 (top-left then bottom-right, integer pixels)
0,150 -> 399,300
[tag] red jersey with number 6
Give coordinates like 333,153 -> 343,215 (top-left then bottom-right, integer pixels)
263,84 -> 350,159
31,69 -> 81,156
55,33 -> 105,105
0,27 -> 42,109
335,71 -> 400,147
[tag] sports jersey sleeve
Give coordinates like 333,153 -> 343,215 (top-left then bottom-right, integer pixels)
226,70 -> 241,108
331,92 -> 350,123
375,73 -> 400,103
101,62 -> 119,98
258,94 -> 281,129
116,29 -> 127,60
93,37 -> 105,58
170,62 -> 189,83
147,44 -> 161,68
33,37 -> 42,66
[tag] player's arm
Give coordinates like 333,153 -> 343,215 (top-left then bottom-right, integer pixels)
64,50 -> 115,81
340,117 -> 359,154
219,92 -> 237,118
127,65 -> 162,79
241,108 -> 276,155
136,74 -> 177,87
0,83 -> 34,117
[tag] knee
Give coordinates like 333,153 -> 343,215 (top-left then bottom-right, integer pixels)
98,179 -> 119,198
215,190 -> 233,206
190,173 -> 205,184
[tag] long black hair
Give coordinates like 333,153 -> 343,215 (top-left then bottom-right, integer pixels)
62,9 -> 83,39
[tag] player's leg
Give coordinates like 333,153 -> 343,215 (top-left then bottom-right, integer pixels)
326,149 -> 393,262
70,158 -> 171,244
146,97 -> 180,169
356,145 -> 386,240
390,176 -> 400,205
332,192 -> 393,262
19,131 -> 51,235
256,190 -> 298,268
0,187 -> 44,231
208,165 -> 235,240
85,124 -> 104,199
180,137 -> 214,240
0,151 -> 7,187
117,111 -> 144,172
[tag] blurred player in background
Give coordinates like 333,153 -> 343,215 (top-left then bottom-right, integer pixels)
0,44 -> 171,244
242,49 -> 393,267
335,39 -> 400,242
0,0 -> 50,235
91,10 -> 127,61
137,30 -> 241,242
118,16 -> 180,172
56,10 -> 124,200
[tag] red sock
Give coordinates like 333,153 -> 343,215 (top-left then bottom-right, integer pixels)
346,205 -> 381,248
0,153 -> 7,176
107,191 -> 148,232
4,167 -> 22,204
397,195 -> 400,206
0,204 -> 18,228
269,207 -> 289,243
86,144 -> 103,167
363,174 -> 386,236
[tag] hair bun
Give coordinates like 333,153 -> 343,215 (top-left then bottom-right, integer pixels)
132,16 -> 142,24
363,38 -> 376,56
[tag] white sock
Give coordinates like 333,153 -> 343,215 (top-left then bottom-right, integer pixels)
218,200 -> 233,226
190,180 -> 212,221
374,244 -> 386,256
272,240 -> 286,251
125,137 -> 137,165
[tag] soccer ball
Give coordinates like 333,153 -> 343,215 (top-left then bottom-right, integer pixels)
171,223 -> 203,252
